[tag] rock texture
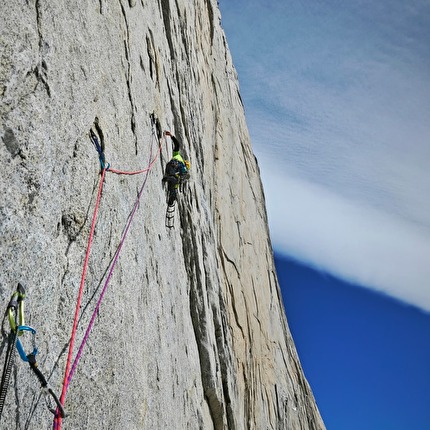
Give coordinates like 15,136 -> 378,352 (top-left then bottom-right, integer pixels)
0,1 -> 325,429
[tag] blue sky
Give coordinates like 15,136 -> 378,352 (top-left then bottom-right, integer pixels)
219,1 -> 430,428
219,0 -> 430,311
275,253 -> 430,430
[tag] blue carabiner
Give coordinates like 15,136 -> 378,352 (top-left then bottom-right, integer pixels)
16,325 -> 38,362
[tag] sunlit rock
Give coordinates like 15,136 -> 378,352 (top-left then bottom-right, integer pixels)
0,1 -> 325,428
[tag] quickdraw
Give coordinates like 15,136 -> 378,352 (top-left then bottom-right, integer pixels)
90,129 -> 110,170
0,282 -> 25,420
0,284 -> 65,422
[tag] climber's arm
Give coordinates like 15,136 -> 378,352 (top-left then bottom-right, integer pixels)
171,135 -> 180,153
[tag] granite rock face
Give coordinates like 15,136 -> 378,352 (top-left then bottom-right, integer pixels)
0,1 -> 325,429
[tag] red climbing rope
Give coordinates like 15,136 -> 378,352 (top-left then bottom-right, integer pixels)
53,167 -> 106,429
66,155 -> 151,392
53,130 -> 165,430
107,142 -> 163,175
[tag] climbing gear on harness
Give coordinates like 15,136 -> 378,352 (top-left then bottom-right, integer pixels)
0,284 -> 65,422
162,154 -> 190,228
164,158 -> 183,177
0,283 -> 25,421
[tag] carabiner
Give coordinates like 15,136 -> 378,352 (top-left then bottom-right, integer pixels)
7,283 -> 26,333
42,387 -> 66,418
15,325 -> 38,362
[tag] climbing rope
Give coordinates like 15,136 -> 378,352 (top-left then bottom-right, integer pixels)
90,118 -> 163,176
54,166 -> 107,428
66,147 -> 152,386
107,140 -> 163,175
53,120 -> 164,430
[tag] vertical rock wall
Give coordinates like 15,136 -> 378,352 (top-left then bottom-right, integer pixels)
0,0 -> 325,429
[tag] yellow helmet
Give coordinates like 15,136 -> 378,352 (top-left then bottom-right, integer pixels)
184,160 -> 190,170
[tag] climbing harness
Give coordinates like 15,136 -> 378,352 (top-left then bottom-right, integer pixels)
0,284 -> 65,423
53,116 -> 164,430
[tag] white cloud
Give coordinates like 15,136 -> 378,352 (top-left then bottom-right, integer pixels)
221,0 -> 430,311
258,161 -> 430,312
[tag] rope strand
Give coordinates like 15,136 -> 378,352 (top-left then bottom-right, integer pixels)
53,130 -> 164,430
54,167 -> 106,429
67,158 -> 151,388
107,138 -> 164,175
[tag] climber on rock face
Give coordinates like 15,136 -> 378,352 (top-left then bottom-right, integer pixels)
162,131 -> 190,206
